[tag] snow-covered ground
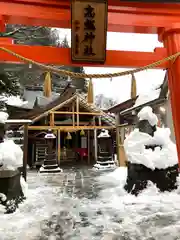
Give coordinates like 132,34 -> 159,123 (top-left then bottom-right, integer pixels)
1,167 -> 180,240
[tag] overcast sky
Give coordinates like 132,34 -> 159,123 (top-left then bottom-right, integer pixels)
57,29 -> 166,104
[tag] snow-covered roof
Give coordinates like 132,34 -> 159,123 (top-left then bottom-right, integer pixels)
5,119 -> 32,124
121,87 -> 163,115
0,95 -> 28,109
98,129 -> 110,138
44,133 -> 56,139
77,94 -> 115,126
134,88 -> 161,109
22,89 -> 59,109
30,92 -> 115,126
0,112 -> 9,124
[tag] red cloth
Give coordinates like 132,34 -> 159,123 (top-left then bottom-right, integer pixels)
75,148 -> 88,157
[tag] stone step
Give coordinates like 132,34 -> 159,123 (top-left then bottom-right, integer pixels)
44,160 -> 57,165
45,154 -> 56,160
39,166 -> 63,173
98,152 -> 112,157
97,160 -> 114,164
98,157 -> 112,161
43,164 -> 59,170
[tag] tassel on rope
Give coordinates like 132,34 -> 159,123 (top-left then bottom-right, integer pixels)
87,78 -> 94,104
66,132 -> 72,140
131,73 -> 137,99
43,71 -> 52,98
80,129 -> 85,136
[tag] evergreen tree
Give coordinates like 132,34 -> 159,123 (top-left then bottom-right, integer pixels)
0,73 -> 20,96
59,35 -> 69,48
2,25 -> 59,46
0,25 -> 59,91
0,26 -> 87,95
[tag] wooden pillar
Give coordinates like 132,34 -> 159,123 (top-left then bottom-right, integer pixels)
93,117 -> 98,162
87,130 -> 90,164
160,26 -> 180,166
57,129 -> 61,165
23,124 -> 28,181
115,113 -> 121,166
119,127 -> 126,167
94,129 -> 98,162
32,143 -> 35,167
72,102 -> 75,127
76,97 -> 79,126
98,116 -> 101,126
50,112 -> 54,126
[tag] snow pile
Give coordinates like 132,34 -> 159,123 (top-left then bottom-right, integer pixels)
124,107 -> 178,170
124,106 -> 178,169
134,88 -> 161,108
20,176 -> 28,197
93,163 -> 116,171
44,132 -> 56,139
138,106 -> 158,126
124,128 -> 178,169
0,139 -> 23,170
98,129 -> 110,138
98,167 -> 127,186
0,95 -> 28,107
5,95 -> 28,107
0,111 -> 8,124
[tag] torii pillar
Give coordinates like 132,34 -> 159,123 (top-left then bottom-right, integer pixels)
159,25 -> 180,166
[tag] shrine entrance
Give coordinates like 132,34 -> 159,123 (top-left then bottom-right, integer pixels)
1,1 -> 180,166
24,93 -> 115,168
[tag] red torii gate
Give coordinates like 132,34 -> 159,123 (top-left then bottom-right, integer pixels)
0,0 -> 180,164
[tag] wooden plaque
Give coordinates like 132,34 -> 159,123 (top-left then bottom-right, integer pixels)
71,0 -> 108,63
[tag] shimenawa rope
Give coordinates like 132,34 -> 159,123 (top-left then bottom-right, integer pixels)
0,47 -> 179,79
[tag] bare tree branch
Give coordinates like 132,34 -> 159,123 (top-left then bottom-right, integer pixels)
0,28 -> 23,37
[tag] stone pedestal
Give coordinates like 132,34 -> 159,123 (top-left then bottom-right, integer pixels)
0,119 -> 25,213
94,152 -> 116,170
93,129 -> 116,170
124,110 -> 179,196
0,169 -> 25,213
39,130 -> 62,173
124,162 -> 179,196
39,152 -> 62,173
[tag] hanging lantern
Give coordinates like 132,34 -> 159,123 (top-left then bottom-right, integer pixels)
80,129 -> 85,136
66,132 -> 72,140
131,73 -> 137,99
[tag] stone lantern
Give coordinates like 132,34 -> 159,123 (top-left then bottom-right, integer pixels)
93,129 -> 116,170
124,106 -> 179,196
39,129 -> 62,173
0,112 -> 25,213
